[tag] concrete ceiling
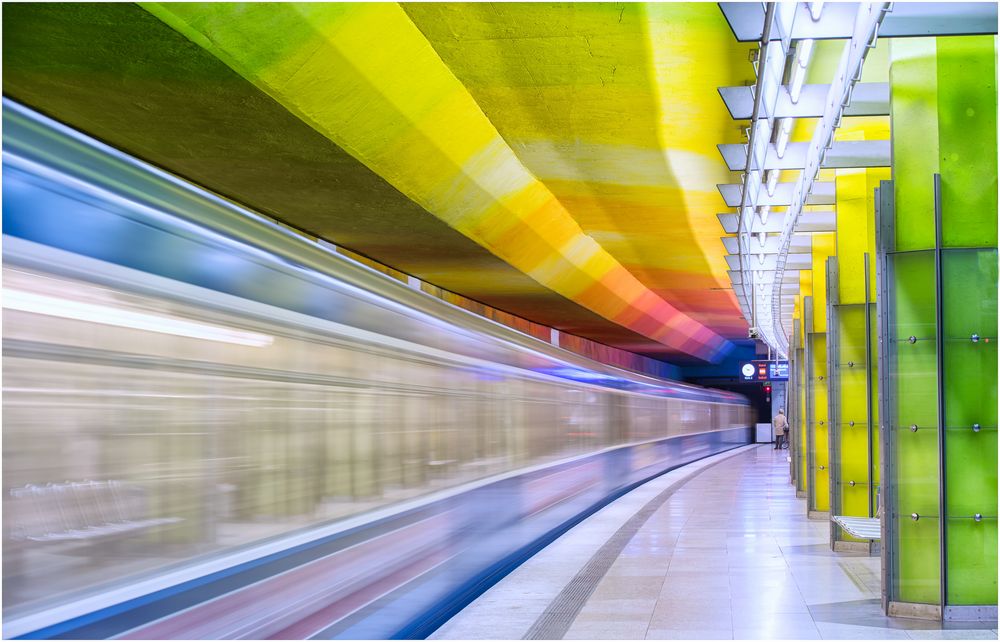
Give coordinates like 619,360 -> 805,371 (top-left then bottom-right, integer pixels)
2,2 -> 755,364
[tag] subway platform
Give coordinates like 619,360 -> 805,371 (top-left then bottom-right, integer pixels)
431,446 -> 998,640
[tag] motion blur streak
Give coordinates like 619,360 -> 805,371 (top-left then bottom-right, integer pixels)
3,289 -> 275,347
2,100 -> 751,639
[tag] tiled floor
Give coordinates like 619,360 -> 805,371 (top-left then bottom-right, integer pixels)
431,445 -> 998,640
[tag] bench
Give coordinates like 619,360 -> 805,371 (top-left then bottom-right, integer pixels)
832,515 -> 881,540
8,480 -> 182,543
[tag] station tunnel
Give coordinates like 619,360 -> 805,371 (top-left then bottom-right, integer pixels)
1,2 -> 997,639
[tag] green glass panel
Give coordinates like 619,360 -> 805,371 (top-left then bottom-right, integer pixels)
945,429 -> 998,516
938,37 -> 999,248
895,424 -> 941,517
890,38 -> 939,252
892,252 -> 939,430
942,251 -> 999,430
942,249 -> 998,604
889,251 -> 941,603
895,516 -> 943,604
947,518 -> 999,605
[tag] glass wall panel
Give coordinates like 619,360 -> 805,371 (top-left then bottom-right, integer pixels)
809,332 -> 830,513
942,248 -> 998,604
833,304 -> 874,540
887,250 -> 941,605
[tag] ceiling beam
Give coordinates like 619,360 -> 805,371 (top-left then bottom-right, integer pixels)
718,139 -> 890,171
722,234 -> 812,255
719,82 -> 888,120
725,253 -> 811,271
718,210 -> 836,234
718,181 -> 835,207
719,2 -> 997,42
729,270 -> 802,287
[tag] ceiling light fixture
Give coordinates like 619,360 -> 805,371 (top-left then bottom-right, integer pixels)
775,117 -> 793,157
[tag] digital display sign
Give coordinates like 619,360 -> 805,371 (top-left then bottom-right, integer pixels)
739,360 -> 789,382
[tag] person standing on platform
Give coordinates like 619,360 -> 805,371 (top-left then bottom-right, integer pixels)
773,408 -> 788,450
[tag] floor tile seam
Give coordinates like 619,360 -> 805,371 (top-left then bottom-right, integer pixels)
640,556 -> 676,641
776,493 -> 829,628
522,446 -> 757,640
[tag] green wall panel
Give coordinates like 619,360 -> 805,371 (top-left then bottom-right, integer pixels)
936,34 -> 998,608
942,249 -> 998,604
887,35 -> 997,611
937,37 -> 998,248
895,517 -> 943,604
947,519 -> 999,605
890,38 -> 939,252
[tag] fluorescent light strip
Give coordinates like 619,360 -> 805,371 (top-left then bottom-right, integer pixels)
3,289 -> 274,347
766,169 -> 780,196
776,117 -> 793,158
788,40 -> 814,104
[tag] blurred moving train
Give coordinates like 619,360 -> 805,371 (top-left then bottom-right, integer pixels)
1,99 -> 751,639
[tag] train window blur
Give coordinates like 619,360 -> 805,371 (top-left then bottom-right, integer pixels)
2,263 -> 748,616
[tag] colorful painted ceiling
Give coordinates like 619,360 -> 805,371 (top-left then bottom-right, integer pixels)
2,3 -> 754,364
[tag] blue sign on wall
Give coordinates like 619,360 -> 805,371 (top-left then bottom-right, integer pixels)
768,361 -> 789,381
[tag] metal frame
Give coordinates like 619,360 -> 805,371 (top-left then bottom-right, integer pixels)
790,322 -> 801,485
804,295 -> 817,511
875,180 -> 895,614
827,255 -> 840,547
796,343 -> 807,497
864,251 -> 875,522
933,173 -> 948,610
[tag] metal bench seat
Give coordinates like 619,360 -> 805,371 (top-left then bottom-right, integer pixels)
832,515 -> 881,540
